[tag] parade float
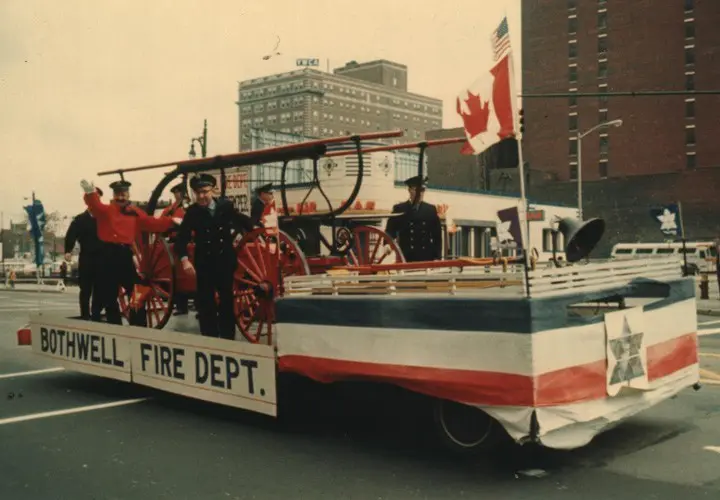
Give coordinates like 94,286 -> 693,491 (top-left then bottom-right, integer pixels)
19,130 -> 700,452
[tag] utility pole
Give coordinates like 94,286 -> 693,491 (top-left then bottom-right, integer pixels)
1,211 -> 4,278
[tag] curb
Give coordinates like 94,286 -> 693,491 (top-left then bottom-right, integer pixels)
698,309 -> 720,317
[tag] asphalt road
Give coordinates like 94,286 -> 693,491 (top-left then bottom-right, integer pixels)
2,288 -> 720,499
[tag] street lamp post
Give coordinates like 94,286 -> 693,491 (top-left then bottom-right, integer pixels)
577,119 -> 623,219
188,119 -> 208,159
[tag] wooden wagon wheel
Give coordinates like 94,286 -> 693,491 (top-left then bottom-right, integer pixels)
118,235 -> 175,329
343,225 -> 405,266
233,228 -> 309,344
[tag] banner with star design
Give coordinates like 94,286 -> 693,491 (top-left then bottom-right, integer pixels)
604,307 -> 648,397
496,206 -> 524,250
649,203 -> 684,238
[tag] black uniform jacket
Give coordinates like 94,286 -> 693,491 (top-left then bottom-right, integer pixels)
174,198 -> 254,271
64,211 -> 105,264
250,197 -> 265,228
385,200 -> 443,262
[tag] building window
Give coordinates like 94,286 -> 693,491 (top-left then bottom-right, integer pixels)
598,85 -> 608,105
598,60 -> 607,78
569,42 -> 577,58
686,127 -> 696,145
686,100 -> 695,118
569,17 -> 577,34
569,164 -> 578,180
685,0 -> 694,11
568,0 -> 576,9
598,12 -> 607,30
687,153 -> 696,169
542,228 -> 559,253
686,73 -> 695,90
569,138 -> 578,155
685,22 -> 695,39
599,161 -> 608,178
569,65 -> 578,82
569,93 -> 577,107
599,135 -> 609,154
599,109 -> 608,122
598,36 -> 607,54
569,114 -> 578,131
685,47 -> 695,65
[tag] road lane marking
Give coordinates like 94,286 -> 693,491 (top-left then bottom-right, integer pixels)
0,398 -> 149,426
0,367 -> 65,379
699,320 -> 720,326
700,379 -> 720,386
700,368 -> 720,381
700,352 -> 720,358
704,446 -> 720,454
699,328 -> 720,336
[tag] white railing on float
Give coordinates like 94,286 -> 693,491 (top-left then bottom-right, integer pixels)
284,263 -> 526,297
526,256 -> 684,298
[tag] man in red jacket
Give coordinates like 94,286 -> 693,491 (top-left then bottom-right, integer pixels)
161,182 -> 190,315
81,178 -> 179,325
161,183 -> 187,218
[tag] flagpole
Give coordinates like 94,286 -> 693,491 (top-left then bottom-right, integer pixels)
508,49 -> 531,293
677,200 -> 688,276
677,200 -> 686,238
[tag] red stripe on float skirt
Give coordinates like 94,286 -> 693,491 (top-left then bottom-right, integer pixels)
278,332 -> 698,407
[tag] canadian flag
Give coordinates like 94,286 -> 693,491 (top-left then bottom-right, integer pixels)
457,20 -> 517,155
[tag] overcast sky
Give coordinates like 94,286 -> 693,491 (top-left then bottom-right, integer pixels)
0,0 -> 521,227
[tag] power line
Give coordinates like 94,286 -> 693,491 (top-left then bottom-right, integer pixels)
521,90 -> 720,98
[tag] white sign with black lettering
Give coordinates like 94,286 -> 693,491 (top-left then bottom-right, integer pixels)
209,167 -> 251,215
130,329 -> 277,416
29,315 -> 132,381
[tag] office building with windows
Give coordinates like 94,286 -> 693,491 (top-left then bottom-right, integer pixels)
236,60 -> 443,150
521,0 -> 720,182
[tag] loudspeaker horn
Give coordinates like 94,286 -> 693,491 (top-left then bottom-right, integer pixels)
555,217 -> 606,263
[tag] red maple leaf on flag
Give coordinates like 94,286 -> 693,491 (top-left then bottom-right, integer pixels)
456,92 -> 491,138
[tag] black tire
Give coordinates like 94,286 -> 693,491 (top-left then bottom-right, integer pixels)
432,398 -> 508,454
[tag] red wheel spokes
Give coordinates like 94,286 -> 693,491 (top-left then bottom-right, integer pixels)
233,228 -> 309,344
116,235 -> 175,329
344,226 -> 405,267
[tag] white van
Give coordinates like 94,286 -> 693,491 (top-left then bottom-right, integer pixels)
610,241 -> 717,274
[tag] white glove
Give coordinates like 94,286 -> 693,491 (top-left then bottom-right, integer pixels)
172,218 -> 182,225
80,180 -> 95,194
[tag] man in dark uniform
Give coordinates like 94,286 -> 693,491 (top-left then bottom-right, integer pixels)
250,183 -> 274,228
385,175 -> 443,262
65,188 -> 106,320
81,178 -> 178,325
174,174 -> 254,340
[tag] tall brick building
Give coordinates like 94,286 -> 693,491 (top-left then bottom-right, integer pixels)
521,0 -> 720,182
236,60 -> 443,150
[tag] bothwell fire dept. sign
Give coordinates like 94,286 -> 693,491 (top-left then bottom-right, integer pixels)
30,316 -> 278,416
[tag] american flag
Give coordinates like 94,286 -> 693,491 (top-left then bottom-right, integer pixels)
491,17 -> 511,61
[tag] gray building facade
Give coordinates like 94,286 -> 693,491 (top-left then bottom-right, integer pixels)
236,60 -> 443,150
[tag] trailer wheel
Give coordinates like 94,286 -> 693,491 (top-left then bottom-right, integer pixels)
343,225 -> 405,266
432,399 -> 503,453
118,235 -> 175,329
233,228 -> 309,344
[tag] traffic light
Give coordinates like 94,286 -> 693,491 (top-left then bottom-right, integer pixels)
518,108 -> 525,134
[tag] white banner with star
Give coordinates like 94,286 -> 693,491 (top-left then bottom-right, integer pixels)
605,307 -> 649,397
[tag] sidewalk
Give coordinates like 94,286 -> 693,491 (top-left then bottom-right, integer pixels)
2,282 -> 78,294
